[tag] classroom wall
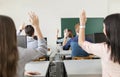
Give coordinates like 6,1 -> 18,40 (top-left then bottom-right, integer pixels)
108,0 -> 120,14
0,0 -> 108,48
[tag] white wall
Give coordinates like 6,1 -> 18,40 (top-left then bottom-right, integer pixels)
0,0 -> 108,48
108,0 -> 120,14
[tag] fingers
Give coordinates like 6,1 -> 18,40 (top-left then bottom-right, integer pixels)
28,12 -> 37,23
80,10 -> 86,18
80,9 -> 87,26
28,11 -> 39,27
19,22 -> 26,30
28,12 -> 37,19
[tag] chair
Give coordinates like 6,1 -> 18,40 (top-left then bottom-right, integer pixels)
94,33 -> 107,43
86,33 -> 107,43
17,35 -> 27,48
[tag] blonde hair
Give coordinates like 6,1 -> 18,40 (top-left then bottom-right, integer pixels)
75,23 -> 80,33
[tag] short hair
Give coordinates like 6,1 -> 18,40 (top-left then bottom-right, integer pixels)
0,15 -> 18,77
25,25 -> 34,36
68,29 -> 73,38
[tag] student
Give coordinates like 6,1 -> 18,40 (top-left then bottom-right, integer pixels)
62,29 -> 73,46
0,12 -> 47,77
18,23 -> 39,49
63,23 -> 90,57
56,29 -> 73,45
0,15 -> 19,77
79,10 -> 120,77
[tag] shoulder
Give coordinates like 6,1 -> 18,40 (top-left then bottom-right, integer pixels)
27,36 -> 37,42
18,47 -> 35,58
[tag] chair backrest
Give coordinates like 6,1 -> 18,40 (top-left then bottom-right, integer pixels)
86,34 -> 95,42
86,33 -> 107,43
94,33 -> 107,43
17,35 -> 27,48
70,42 -> 89,57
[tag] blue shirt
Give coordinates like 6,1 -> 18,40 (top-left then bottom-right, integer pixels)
63,35 -> 78,50
63,35 -> 91,57
63,35 -> 92,50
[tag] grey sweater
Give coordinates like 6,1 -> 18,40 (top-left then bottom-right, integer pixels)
16,38 -> 47,77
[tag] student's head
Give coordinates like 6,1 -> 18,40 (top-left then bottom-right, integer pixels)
103,13 -> 120,64
75,23 -> 80,35
25,25 -> 34,37
64,29 -> 73,38
0,15 -> 19,77
68,29 -> 73,38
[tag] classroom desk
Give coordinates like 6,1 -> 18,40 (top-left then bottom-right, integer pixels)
60,50 -> 72,56
64,59 -> 102,77
25,61 -> 49,77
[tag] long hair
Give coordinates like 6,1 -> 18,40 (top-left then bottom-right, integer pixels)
103,13 -> 120,64
0,15 -> 19,77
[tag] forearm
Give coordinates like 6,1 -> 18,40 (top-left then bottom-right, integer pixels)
79,10 -> 86,46
62,37 -> 67,46
34,26 -> 43,39
78,26 -> 85,46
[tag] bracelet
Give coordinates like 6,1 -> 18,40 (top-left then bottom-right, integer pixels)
80,26 -> 85,28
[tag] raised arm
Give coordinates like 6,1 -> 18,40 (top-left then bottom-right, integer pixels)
56,29 -> 59,39
28,12 -> 47,56
17,23 -> 25,35
29,12 -> 43,39
78,10 -> 87,46
62,29 -> 69,46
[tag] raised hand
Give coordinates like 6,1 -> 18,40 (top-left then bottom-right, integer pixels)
64,29 -> 69,38
19,22 -> 25,30
80,10 -> 87,26
28,12 -> 43,39
28,12 -> 39,28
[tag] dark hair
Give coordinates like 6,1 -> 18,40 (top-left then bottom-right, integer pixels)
68,29 -> 73,38
103,13 -> 120,64
25,25 -> 34,36
0,15 -> 19,77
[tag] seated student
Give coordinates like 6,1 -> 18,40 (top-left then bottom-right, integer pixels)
18,23 -> 41,49
63,23 -> 91,57
0,12 -> 47,77
79,10 -> 120,77
56,29 -> 73,45
70,42 -> 89,57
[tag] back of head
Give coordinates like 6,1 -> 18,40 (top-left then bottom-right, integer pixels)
25,25 -> 34,36
0,15 -> 18,77
103,13 -> 120,64
68,29 -> 73,38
